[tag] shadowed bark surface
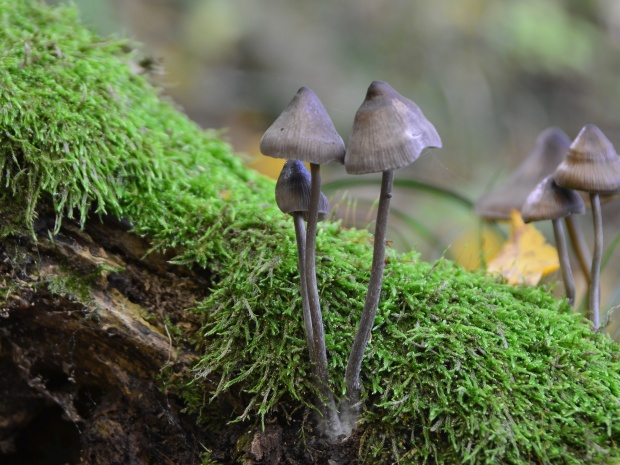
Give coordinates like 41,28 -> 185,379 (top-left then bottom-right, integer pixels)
0,211 -> 210,464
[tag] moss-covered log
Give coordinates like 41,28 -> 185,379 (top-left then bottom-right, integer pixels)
1,1 -> 620,464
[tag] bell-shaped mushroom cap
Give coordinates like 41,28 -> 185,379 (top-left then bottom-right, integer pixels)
260,87 -> 345,165
275,160 -> 330,222
344,80 -> 442,175
474,127 -> 571,220
554,124 -> 620,195
521,175 -> 585,223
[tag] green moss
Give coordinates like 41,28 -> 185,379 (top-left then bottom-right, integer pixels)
1,2 -> 620,464
0,0 -> 268,241
190,224 -> 620,463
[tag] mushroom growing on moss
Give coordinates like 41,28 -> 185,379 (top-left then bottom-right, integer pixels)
275,159 -> 329,363
554,124 -> 620,329
343,81 -> 442,411
260,86 -> 345,435
521,175 -> 585,306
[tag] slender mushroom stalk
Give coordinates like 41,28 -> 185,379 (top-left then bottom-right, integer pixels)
302,162 -> 343,434
552,218 -> 575,304
344,168 -> 393,408
305,163 -> 326,373
292,212 -> 314,358
554,124 -> 620,329
260,87 -> 345,436
590,193 -> 603,328
275,160 -> 329,363
521,175 -> 585,307
343,81 -> 441,413
564,214 -> 591,285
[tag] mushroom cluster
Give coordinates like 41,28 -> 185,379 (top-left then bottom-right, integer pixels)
260,81 -> 619,436
474,128 -> 591,283
478,123 -> 620,329
553,124 -> 620,329
261,81 -> 441,434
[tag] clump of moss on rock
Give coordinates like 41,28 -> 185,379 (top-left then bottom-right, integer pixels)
1,1 -> 620,464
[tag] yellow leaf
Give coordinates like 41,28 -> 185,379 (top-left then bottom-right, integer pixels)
487,210 -> 559,285
451,224 -> 504,270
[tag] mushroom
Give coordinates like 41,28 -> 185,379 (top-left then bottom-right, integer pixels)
275,159 -> 329,363
260,86 -> 345,434
554,124 -> 620,329
343,81 -> 442,409
474,127 -> 591,283
521,175 -> 585,306
474,128 -> 571,220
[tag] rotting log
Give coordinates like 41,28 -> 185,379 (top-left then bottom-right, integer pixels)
2,2 -> 620,464
0,211 -> 212,464
1,210 -> 295,464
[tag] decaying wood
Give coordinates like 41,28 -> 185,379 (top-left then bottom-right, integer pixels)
0,212 -> 216,464
0,206 -> 361,464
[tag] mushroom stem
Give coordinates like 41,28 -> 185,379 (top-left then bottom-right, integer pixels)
589,193 -> 603,329
306,162 -> 340,434
564,214 -> 591,285
552,218 -> 576,306
345,169 -> 394,411
292,212 -> 315,363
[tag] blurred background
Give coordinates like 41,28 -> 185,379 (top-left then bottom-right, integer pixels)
52,0 -> 620,335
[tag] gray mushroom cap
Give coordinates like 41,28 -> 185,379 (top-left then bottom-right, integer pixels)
521,175 -> 585,223
344,80 -> 442,175
260,87 -> 345,165
275,160 -> 330,222
475,127 -> 571,220
554,124 -> 620,195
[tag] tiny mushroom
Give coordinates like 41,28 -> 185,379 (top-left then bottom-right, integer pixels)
260,86 -> 345,435
275,160 -> 329,363
474,127 -> 571,220
521,175 -> 585,306
554,124 -> 620,329
343,80 -> 442,410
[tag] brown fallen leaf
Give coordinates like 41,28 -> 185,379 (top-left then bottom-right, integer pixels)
487,210 -> 559,285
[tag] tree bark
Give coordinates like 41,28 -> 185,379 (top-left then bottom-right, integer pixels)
0,211 -> 227,464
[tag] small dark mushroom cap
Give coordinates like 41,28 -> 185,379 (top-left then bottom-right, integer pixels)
521,175 -> 585,223
260,87 -> 345,165
474,127 -> 571,220
275,160 -> 330,222
554,124 -> 620,195
344,80 -> 442,175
